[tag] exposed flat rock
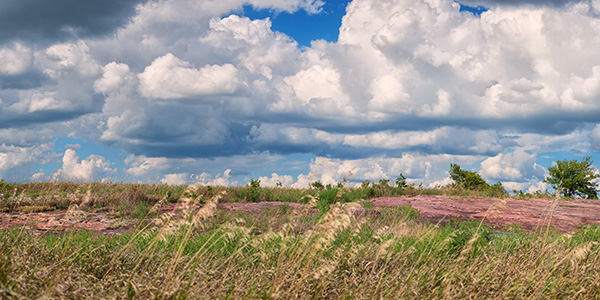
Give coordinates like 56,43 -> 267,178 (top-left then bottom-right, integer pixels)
0,202 -> 307,235
0,210 -> 132,235
218,202 -> 310,212
371,195 -> 600,232
2,196 -> 599,234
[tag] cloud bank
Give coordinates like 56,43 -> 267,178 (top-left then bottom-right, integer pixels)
0,0 -> 599,191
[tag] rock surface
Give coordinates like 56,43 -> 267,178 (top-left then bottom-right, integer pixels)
372,195 -> 600,232
0,210 -> 131,235
2,196 -> 599,234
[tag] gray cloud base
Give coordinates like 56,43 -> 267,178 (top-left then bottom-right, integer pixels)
0,0 -> 144,45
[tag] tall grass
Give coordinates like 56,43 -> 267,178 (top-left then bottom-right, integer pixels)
2,196 -> 600,299
1,179 -> 516,215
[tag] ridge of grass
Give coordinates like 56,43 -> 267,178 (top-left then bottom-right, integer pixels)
0,179 -> 540,218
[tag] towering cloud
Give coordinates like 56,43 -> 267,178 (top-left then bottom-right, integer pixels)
0,0 -> 599,190
52,149 -> 114,182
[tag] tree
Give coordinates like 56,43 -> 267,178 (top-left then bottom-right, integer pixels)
395,173 -> 408,188
449,163 -> 489,190
544,156 -> 600,199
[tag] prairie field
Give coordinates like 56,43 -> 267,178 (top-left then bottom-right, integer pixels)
1,182 -> 600,299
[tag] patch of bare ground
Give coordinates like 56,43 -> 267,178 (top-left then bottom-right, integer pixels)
0,209 -> 132,235
371,195 -> 600,232
2,196 -> 600,234
0,202 -> 314,235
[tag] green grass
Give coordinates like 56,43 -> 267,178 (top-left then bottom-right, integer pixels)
1,200 -> 600,299
0,180 -> 587,298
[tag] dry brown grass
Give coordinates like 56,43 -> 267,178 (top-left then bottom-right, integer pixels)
2,197 -> 600,299
1,182 -> 599,299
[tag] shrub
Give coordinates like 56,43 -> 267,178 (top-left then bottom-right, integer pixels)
449,164 -> 489,190
0,179 -> 12,197
316,186 -> 340,214
310,181 -> 324,190
239,179 -> 262,202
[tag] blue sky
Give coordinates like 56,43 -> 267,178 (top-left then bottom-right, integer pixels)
1,0 -> 600,192
241,0 -> 353,46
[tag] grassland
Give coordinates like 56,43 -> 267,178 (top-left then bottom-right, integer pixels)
1,181 -> 597,299
0,179 -> 515,216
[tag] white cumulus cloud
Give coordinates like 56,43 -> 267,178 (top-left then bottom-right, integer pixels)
159,170 -> 237,186
41,40 -> 100,78
0,144 -> 52,180
479,149 -> 546,181
138,53 -> 239,99
53,149 -> 115,182
194,169 -> 236,187
258,173 -> 295,187
0,42 -> 32,75
160,173 -> 190,186
291,154 -> 483,188
94,62 -> 132,94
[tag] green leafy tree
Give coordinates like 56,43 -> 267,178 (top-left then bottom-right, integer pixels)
395,173 -> 408,188
544,156 -> 599,199
449,164 -> 489,190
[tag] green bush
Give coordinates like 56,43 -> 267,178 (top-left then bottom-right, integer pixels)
449,164 -> 489,190
316,187 -> 340,215
0,179 -> 12,197
449,164 -> 506,197
237,179 -> 263,202
310,181 -> 324,190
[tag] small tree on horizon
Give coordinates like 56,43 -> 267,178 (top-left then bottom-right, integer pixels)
449,164 -> 489,190
395,173 -> 408,188
544,156 -> 600,199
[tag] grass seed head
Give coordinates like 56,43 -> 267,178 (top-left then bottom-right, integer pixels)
457,233 -> 480,262
376,239 -> 394,260
569,241 -> 597,268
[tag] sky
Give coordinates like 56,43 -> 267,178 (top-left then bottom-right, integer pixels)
1,0 -> 600,192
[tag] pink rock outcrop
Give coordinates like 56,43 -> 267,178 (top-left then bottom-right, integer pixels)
371,195 -> 600,232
